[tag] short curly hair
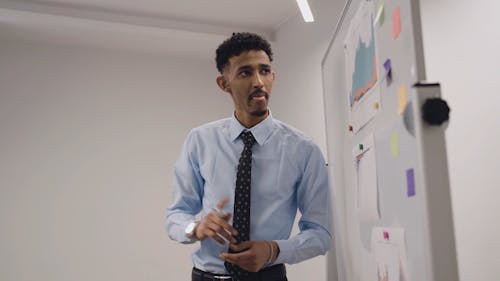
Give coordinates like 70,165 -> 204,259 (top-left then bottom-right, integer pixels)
215,32 -> 273,74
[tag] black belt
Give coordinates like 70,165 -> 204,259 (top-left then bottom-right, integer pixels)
192,264 -> 286,281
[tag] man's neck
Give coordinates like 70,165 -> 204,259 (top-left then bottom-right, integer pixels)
235,110 -> 269,128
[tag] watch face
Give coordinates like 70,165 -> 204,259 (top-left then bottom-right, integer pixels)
185,222 -> 196,236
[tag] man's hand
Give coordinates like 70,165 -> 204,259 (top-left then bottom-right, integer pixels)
194,197 -> 238,244
219,241 -> 276,272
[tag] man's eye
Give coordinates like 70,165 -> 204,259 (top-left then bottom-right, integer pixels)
261,69 -> 271,75
240,71 -> 250,77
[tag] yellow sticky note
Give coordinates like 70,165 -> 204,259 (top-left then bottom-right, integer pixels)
391,132 -> 399,157
398,84 -> 407,115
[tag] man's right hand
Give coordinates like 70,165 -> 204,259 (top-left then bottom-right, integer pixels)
194,197 -> 239,245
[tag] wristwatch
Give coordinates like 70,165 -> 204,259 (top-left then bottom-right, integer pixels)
185,221 -> 199,240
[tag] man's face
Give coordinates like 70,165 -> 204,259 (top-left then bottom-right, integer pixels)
217,50 -> 275,125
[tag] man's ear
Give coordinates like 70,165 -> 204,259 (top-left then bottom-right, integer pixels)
216,75 -> 230,93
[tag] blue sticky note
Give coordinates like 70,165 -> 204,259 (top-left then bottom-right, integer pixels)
384,59 -> 392,79
406,168 -> 415,197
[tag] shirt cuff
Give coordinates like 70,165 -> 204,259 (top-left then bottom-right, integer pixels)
273,239 -> 296,265
167,219 -> 197,244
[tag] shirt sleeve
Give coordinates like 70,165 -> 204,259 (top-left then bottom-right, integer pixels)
273,143 -> 333,264
166,130 -> 204,244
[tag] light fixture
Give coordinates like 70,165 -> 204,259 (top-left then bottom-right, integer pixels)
296,0 -> 315,22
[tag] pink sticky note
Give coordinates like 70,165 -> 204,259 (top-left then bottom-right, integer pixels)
392,6 -> 402,39
383,231 -> 390,240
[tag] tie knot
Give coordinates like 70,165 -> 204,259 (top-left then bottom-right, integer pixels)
240,131 -> 256,147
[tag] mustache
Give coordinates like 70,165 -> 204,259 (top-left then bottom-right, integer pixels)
248,89 -> 268,101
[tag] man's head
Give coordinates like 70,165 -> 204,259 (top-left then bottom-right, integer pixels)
215,32 -> 275,128
215,32 -> 273,74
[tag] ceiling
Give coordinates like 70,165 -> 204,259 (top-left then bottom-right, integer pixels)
0,0 -> 311,59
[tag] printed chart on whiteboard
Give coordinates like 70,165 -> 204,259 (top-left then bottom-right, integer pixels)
344,0 -> 381,133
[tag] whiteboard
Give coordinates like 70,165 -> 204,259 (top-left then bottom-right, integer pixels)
321,0 -> 459,280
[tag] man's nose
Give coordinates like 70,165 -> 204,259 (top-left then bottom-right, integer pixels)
252,73 -> 264,88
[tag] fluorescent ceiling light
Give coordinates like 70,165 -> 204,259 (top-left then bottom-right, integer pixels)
296,0 -> 315,22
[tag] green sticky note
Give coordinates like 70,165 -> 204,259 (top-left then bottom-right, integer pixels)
376,1 -> 386,26
391,132 -> 399,157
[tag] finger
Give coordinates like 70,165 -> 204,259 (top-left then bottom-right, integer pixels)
222,211 -> 233,221
216,197 -> 229,210
230,240 -> 253,252
220,248 -> 254,264
209,213 -> 238,238
222,245 -> 254,262
220,252 -> 240,264
205,221 -> 234,243
203,228 -> 226,245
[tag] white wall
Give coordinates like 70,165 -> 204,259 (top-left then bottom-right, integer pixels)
0,37 -> 232,281
0,26 -> 337,280
420,0 -> 500,279
273,1 -> 343,154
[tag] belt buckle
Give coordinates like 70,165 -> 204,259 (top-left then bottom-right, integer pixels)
213,275 -> 232,281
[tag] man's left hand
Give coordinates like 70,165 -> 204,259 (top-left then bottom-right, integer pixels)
219,240 -> 273,272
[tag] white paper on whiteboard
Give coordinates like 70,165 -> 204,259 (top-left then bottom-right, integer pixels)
373,242 -> 400,281
353,133 -> 380,222
371,227 -> 410,281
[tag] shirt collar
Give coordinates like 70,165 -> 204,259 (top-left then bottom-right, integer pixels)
229,110 -> 276,146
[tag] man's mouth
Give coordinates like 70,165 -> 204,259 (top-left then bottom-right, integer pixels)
249,91 -> 268,101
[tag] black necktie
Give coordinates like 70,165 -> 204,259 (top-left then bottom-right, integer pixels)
225,131 -> 256,280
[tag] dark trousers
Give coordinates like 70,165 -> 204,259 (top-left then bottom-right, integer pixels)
192,264 -> 287,281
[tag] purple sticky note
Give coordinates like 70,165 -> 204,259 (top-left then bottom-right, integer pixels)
406,168 -> 415,197
383,231 -> 390,240
384,59 -> 392,79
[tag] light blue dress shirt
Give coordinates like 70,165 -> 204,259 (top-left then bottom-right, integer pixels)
166,112 -> 332,274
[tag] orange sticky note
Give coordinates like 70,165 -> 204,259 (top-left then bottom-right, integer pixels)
398,84 -> 407,115
392,5 -> 402,39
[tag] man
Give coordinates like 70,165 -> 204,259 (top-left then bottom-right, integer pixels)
166,32 -> 332,281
